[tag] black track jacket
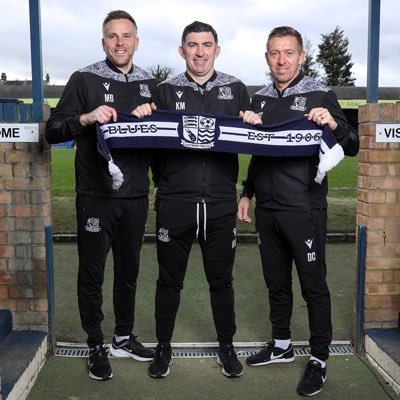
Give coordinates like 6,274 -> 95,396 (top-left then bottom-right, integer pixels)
152,71 -> 251,203
45,59 -> 158,198
241,73 -> 359,210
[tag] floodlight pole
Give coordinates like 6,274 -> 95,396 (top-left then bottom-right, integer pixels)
29,0 -> 44,121
366,0 -> 380,103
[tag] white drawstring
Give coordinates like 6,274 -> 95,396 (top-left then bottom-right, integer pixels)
196,203 -> 200,238
203,203 -> 207,241
195,203 -> 207,241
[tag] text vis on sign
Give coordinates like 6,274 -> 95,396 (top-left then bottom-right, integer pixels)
376,124 -> 400,143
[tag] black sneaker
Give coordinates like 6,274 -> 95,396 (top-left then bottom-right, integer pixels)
217,344 -> 243,378
148,343 -> 173,378
296,360 -> 327,397
109,334 -> 155,361
88,344 -> 113,381
246,340 -> 294,366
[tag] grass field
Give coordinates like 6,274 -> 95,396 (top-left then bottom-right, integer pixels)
50,148 -> 358,234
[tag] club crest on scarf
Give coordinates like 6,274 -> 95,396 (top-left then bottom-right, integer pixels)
182,115 -> 216,149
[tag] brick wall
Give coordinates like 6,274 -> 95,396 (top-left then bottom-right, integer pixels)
0,120 -> 51,332
357,102 -> 400,329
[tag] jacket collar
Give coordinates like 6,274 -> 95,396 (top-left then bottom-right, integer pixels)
273,71 -> 304,95
105,58 -> 134,75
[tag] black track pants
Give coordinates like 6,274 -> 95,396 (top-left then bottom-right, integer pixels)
154,200 -> 238,344
76,195 -> 148,348
255,208 -> 332,361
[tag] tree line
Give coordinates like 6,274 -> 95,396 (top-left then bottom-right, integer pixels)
149,26 -> 355,87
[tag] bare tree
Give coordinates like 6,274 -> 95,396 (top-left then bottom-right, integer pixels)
148,65 -> 174,81
302,36 -> 320,79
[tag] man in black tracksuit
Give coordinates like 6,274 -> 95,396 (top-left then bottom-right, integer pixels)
238,26 -> 359,396
45,10 -> 157,381
133,21 -> 251,379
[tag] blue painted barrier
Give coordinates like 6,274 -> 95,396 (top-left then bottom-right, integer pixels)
0,99 -> 33,122
355,224 -> 367,354
45,225 -> 55,355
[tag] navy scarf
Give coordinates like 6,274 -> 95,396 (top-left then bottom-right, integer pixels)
97,110 -> 344,190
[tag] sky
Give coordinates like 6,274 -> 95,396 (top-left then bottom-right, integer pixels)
1,0 -> 399,87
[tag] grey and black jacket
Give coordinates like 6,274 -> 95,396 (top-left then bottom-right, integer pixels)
45,59 -> 159,198
241,72 -> 359,210
152,71 -> 251,203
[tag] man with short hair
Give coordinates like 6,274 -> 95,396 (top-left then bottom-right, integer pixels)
45,10 -> 158,381
239,26 -> 359,396
134,20 -> 251,379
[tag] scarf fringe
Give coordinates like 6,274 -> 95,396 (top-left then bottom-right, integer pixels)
315,143 -> 344,184
108,159 -> 124,190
